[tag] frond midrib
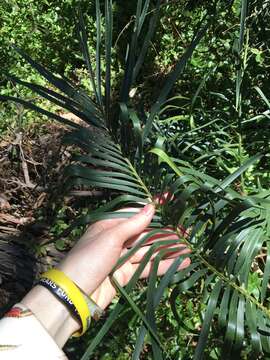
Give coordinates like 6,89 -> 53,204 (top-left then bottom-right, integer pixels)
178,229 -> 270,320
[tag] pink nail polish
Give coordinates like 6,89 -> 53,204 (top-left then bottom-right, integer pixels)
141,204 -> 154,216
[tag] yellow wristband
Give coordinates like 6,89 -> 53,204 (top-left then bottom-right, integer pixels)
40,269 -> 90,337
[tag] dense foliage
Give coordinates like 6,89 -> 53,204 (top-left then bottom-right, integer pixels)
1,0 -> 270,359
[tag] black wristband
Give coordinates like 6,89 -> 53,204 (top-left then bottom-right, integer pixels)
38,277 -> 81,322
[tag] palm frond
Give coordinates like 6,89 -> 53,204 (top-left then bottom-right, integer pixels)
77,5 -> 100,106
2,0 -> 270,359
142,21 -> 209,142
151,151 -> 270,358
63,128 -> 150,197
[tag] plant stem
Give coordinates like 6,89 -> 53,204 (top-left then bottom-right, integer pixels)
125,157 -> 153,199
177,229 -> 270,321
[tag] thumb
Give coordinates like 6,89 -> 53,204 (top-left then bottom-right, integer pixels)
113,204 -> 155,243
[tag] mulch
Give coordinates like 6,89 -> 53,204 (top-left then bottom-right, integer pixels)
0,122 -> 69,312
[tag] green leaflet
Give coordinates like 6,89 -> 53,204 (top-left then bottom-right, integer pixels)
133,254 -> 190,359
220,154 -> 263,190
132,0 -> 160,82
255,87 -> 270,109
66,177 -> 147,196
261,242 -> 270,303
142,22 -> 208,142
246,301 -> 262,355
194,281 -> 222,359
12,46 -> 103,127
82,235 -> 177,359
4,74 -> 96,124
64,165 -> 140,183
150,148 -> 183,176
105,0 -> 112,125
72,155 -> 134,175
2,1 -> 270,358
111,276 -> 163,349
0,95 -> 81,129
77,6 -> 99,105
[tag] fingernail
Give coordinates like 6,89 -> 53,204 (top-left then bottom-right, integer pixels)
141,203 -> 154,216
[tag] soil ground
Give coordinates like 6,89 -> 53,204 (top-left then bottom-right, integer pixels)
0,122 -> 68,312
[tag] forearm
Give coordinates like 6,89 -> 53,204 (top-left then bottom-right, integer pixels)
20,277 -> 113,347
0,204 -> 160,358
21,285 -> 80,347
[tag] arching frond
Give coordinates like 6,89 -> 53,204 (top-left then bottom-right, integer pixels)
1,0 -> 270,359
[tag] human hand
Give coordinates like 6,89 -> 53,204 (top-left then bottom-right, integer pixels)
59,203 -> 191,310
22,203 -> 190,346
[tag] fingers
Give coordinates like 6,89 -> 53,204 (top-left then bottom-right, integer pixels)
111,204 -> 155,244
83,206 -> 149,240
138,257 -> 191,278
91,254 -> 191,311
129,243 -> 190,263
125,229 -> 179,247
112,255 -> 190,287
84,217 -> 126,239
153,191 -> 174,205
113,256 -> 190,282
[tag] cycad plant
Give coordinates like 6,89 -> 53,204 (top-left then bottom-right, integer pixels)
1,0 -> 270,358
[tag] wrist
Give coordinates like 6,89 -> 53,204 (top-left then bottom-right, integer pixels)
58,261 -> 116,310
58,259 -> 94,295
21,285 -> 80,347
